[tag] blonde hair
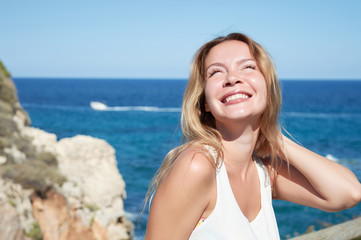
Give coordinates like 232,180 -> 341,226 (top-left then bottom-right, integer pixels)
145,33 -> 284,208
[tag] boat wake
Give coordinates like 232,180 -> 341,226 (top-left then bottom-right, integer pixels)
90,101 -> 181,112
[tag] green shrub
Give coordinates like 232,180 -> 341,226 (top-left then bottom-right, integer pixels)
0,60 -> 11,78
0,114 -> 18,137
90,215 -> 95,226
13,136 -> 36,160
0,99 -> 13,115
25,222 -> 42,240
1,160 -> 66,195
36,151 -> 58,166
0,79 -> 17,106
0,136 -> 11,151
85,203 -> 99,212
8,198 -> 16,208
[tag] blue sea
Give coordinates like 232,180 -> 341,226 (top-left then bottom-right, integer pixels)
13,78 -> 361,239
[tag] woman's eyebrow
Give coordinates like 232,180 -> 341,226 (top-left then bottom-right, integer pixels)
237,58 -> 256,65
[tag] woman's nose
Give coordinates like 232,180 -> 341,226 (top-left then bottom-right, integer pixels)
223,72 -> 242,87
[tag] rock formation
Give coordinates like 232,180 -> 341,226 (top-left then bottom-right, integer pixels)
0,60 -> 133,240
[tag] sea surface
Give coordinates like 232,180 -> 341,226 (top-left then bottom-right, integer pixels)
14,78 -> 361,239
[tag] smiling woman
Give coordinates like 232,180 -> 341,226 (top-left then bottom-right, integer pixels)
203,40 -> 268,128
144,33 -> 361,240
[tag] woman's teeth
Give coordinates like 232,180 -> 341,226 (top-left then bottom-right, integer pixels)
225,93 -> 249,103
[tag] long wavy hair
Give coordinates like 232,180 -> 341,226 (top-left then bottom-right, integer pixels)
145,33 -> 284,207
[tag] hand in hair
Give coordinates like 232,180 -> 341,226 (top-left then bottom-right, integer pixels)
273,135 -> 361,212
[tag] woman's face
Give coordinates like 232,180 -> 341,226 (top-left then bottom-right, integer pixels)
203,40 -> 267,127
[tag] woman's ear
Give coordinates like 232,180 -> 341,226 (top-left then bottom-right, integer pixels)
205,100 -> 210,112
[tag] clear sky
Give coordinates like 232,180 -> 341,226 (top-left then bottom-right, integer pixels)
1,0 -> 361,79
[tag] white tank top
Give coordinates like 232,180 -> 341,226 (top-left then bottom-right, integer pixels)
189,147 -> 280,240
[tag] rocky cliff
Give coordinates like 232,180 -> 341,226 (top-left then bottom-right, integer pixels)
0,61 -> 133,240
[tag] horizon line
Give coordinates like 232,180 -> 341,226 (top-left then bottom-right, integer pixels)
11,76 -> 361,81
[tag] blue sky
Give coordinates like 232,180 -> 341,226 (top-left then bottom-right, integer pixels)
1,0 -> 361,79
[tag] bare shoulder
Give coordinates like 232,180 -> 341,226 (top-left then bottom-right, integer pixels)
146,144 -> 217,239
166,144 -> 217,186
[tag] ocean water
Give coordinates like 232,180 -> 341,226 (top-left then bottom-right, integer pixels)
13,78 -> 361,239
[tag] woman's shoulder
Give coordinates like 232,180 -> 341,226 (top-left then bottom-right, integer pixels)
163,143 -> 217,188
148,144 -> 218,239
177,143 -> 216,177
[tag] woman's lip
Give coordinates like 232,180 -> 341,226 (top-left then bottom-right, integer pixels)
220,90 -> 252,103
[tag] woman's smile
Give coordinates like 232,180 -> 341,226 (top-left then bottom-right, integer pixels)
221,90 -> 252,104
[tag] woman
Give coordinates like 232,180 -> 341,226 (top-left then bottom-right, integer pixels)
145,33 -> 361,240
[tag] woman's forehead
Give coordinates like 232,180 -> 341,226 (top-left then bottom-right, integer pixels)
205,41 -> 253,67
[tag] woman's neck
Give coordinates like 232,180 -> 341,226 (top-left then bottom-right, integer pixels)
217,120 -> 260,178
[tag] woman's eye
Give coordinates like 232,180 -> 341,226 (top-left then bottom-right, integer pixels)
244,64 -> 256,70
208,69 -> 222,77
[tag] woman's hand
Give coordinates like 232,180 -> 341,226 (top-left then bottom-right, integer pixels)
273,135 -> 361,212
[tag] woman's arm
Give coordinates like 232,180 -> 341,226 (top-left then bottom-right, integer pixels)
274,135 -> 361,212
145,147 -> 216,240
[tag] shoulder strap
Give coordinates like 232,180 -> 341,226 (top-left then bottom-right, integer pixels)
203,145 -> 222,173
254,157 -> 271,189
